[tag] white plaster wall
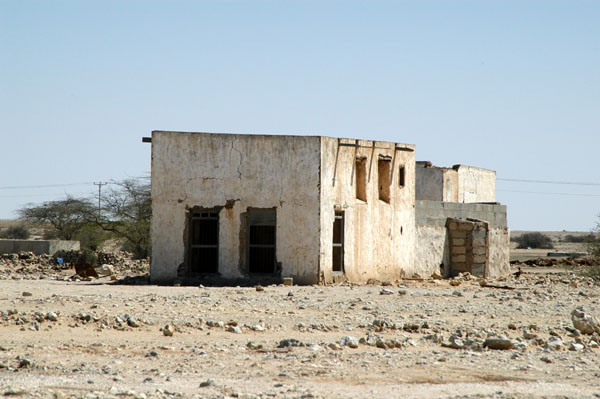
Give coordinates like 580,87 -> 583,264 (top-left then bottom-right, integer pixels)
456,166 -> 496,203
415,226 -> 449,277
319,138 -> 416,283
150,131 -> 321,284
441,169 -> 459,202
488,227 -> 510,277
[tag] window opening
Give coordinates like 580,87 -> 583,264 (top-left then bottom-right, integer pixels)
247,209 -> 276,273
189,211 -> 219,273
332,211 -> 344,272
399,165 -> 406,187
356,157 -> 367,202
378,158 -> 391,203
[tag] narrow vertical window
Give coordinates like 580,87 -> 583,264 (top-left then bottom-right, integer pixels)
399,165 -> 406,187
378,157 -> 391,203
355,157 -> 367,202
189,211 -> 219,273
332,211 -> 344,272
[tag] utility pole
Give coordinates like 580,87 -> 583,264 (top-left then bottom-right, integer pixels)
93,182 -> 108,216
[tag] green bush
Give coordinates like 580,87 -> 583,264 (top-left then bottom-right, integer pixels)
564,234 -> 596,243
514,232 -> 554,249
0,225 -> 30,239
73,224 -> 112,251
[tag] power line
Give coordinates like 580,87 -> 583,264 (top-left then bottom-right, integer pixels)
498,178 -> 600,186
498,189 -> 600,197
0,182 -> 95,190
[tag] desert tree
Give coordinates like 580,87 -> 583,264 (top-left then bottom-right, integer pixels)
19,196 -> 95,240
90,179 -> 151,259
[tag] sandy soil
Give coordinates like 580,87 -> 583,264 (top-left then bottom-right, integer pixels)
1,266 -> 599,399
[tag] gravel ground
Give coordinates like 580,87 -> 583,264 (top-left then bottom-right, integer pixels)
0,267 -> 599,399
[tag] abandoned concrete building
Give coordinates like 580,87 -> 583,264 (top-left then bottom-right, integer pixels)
148,131 -> 509,285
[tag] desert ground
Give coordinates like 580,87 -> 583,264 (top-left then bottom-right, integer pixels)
0,232 -> 599,399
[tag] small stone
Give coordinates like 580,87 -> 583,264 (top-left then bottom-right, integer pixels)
571,306 -> 600,335
452,290 -> 463,297
339,336 -> 359,348
18,357 -> 33,368
398,289 -> 408,296
46,312 -> 59,322
327,342 -> 342,350
449,280 -> 461,287
199,379 -> 214,387
540,356 -> 552,363
569,342 -> 584,351
162,325 -> 175,337
250,325 -> 264,332
282,278 -> 293,286
255,285 -> 264,292
484,336 -> 515,350
227,326 -> 242,334
545,336 -> 564,351
127,317 -> 141,328
22,292 -> 32,297
380,288 -> 394,295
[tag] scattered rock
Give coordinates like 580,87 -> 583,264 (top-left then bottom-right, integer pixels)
339,336 -> 359,348
545,336 -> 564,351
484,336 -> 515,350
162,325 -> 175,337
571,306 -> 600,335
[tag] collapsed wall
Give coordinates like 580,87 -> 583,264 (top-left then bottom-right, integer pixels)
415,201 -> 509,278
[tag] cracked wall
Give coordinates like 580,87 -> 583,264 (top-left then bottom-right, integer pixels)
150,131 -> 321,284
319,138 -> 416,283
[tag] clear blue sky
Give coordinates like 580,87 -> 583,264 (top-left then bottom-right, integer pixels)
1,0 -> 599,231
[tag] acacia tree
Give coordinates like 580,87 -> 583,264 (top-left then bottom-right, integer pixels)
91,179 -> 151,259
19,197 -> 95,240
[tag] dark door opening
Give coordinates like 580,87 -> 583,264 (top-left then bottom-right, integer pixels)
247,209 -> 276,274
189,211 -> 219,273
332,211 -> 344,272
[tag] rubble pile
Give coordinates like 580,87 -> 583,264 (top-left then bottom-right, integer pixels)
511,257 -> 599,267
0,250 -> 148,280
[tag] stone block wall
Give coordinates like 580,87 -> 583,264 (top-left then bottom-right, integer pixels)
446,218 -> 488,277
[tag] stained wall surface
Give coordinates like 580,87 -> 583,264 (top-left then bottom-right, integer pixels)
319,138 -> 416,283
415,200 -> 509,278
150,131 -> 322,284
455,165 -> 496,203
416,163 -> 495,203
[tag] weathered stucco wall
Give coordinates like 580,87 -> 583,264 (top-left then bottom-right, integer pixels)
415,200 -> 508,278
414,226 -> 448,278
415,163 -> 443,201
319,138 -> 416,283
488,226 -> 510,277
456,165 -> 496,203
151,131 -> 322,284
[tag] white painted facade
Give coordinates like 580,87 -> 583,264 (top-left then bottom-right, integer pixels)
416,162 -> 496,203
150,131 -> 416,284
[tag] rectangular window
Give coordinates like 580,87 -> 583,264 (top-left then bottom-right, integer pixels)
355,157 -> 367,202
332,211 -> 344,272
189,211 -> 219,273
399,165 -> 406,187
378,158 -> 391,203
247,209 -> 276,274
